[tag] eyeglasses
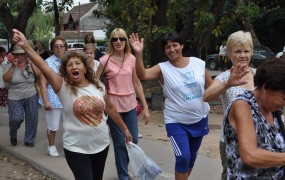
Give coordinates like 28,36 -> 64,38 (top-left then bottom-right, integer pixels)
53,45 -> 65,49
111,37 -> 127,42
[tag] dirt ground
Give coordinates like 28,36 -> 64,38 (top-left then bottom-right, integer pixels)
138,105 -> 223,160
0,106 -> 223,179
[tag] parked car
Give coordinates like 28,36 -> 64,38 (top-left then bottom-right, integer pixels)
205,45 -> 276,70
67,42 -> 84,51
97,46 -> 107,54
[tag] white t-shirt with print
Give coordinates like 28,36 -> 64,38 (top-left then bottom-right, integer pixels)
57,81 -> 110,154
159,57 -> 210,125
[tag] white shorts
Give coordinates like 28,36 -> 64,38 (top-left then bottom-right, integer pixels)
45,108 -> 63,131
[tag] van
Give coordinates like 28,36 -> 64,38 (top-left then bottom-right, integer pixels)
67,42 -> 84,51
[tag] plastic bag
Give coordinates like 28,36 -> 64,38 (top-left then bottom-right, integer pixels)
126,142 -> 162,180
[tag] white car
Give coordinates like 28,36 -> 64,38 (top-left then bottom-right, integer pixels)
67,43 -> 84,51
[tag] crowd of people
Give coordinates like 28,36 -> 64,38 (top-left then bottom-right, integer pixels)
0,27 -> 284,180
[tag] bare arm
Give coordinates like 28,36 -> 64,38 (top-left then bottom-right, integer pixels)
12,29 -> 62,93
29,59 -> 41,80
204,69 -> 213,89
203,79 -> 227,102
40,74 -> 52,111
129,33 -> 162,81
203,64 -> 250,102
132,67 -> 150,125
95,63 -> 103,78
3,63 -> 16,83
229,100 -> 285,168
104,93 -> 132,143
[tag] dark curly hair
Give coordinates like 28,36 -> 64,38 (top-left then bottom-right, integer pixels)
254,57 -> 285,92
59,51 -> 104,96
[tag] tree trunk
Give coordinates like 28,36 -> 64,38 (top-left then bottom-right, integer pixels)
175,0 -> 228,59
242,21 -> 260,45
0,0 -> 37,38
150,0 -> 169,66
53,0 -> 60,36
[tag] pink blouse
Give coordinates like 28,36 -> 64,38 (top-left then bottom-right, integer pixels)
100,54 -> 137,112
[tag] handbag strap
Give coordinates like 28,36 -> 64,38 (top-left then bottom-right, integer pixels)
108,53 -> 125,80
100,55 -> 110,79
100,53 -> 125,80
274,110 -> 285,138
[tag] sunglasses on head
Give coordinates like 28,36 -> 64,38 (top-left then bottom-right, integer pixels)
111,37 -> 127,42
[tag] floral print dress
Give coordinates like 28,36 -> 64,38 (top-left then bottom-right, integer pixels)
224,90 -> 285,179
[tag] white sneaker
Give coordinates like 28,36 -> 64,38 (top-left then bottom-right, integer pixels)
48,145 -> 59,157
138,133 -> 143,138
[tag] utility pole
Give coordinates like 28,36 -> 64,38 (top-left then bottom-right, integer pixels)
78,2 -> 80,43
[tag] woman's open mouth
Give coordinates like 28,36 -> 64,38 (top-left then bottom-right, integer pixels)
72,71 -> 80,79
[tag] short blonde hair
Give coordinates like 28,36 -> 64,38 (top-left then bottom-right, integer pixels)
226,31 -> 253,55
107,28 -> 131,55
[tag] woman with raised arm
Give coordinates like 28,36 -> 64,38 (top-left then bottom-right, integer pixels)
130,32 -> 212,180
95,28 -> 150,180
3,44 -> 41,147
12,29 -> 132,180
203,31 -> 256,180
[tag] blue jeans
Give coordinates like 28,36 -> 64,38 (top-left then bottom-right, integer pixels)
108,108 -> 138,180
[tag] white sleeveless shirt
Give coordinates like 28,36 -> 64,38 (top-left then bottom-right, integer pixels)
159,57 -> 210,124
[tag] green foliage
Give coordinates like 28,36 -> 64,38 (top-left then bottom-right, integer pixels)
0,23 -> 8,39
43,0 -> 73,13
41,0 -> 75,35
235,3 -> 261,21
25,8 -> 53,47
96,0 -> 159,64
212,1 -> 261,38
84,0 -> 285,60
5,1 -> 26,12
96,40 -> 108,46
194,12 -> 215,34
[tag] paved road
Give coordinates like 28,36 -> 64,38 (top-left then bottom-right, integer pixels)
0,107 -> 222,180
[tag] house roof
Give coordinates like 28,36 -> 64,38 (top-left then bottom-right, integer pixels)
64,2 -> 109,30
60,30 -> 107,41
64,2 -> 96,24
62,2 -> 109,41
